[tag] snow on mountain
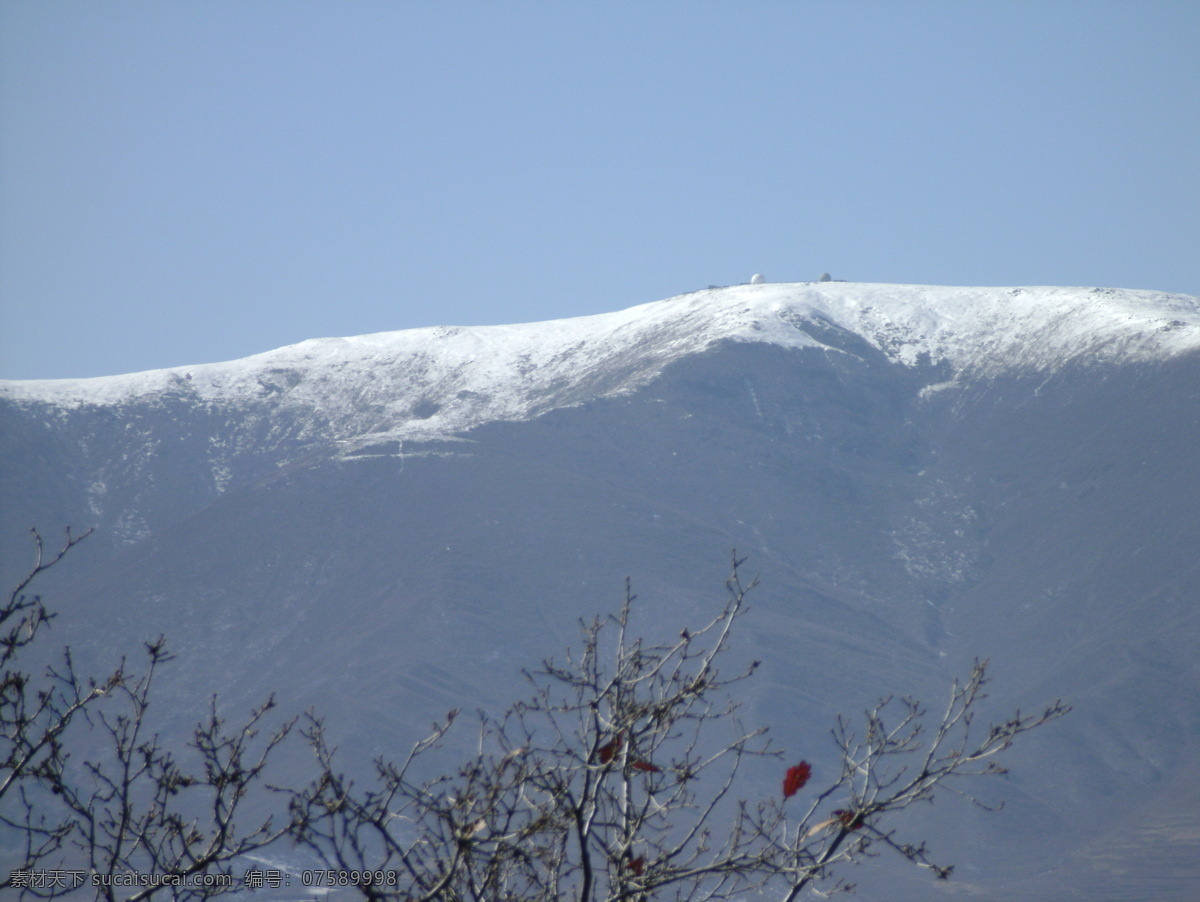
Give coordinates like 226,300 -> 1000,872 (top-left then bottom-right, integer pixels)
4,282 -> 1198,448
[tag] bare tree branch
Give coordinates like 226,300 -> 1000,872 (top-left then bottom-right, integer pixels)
287,553 -> 1069,901
3,529 -> 298,901
5,534 -> 1069,901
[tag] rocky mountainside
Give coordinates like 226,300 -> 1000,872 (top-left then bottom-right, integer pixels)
3,282 -> 1199,898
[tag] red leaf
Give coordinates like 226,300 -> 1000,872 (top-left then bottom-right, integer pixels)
597,733 -> 659,772
597,732 -> 624,764
783,761 -> 812,799
621,852 -> 645,876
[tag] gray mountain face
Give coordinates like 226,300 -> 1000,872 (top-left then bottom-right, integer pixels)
2,283 -> 1198,898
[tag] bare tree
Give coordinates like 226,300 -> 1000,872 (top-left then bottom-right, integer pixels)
742,659 -> 1069,898
4,534 -> 1068,899
3,527 -> 106,889
287,556 -> 1070,900
2,529 -> 296,900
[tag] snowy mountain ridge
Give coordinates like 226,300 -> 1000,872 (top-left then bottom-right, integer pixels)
5,282 -> 1198,445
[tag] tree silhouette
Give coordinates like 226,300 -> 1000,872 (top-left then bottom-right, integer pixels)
286,556 -> 1070,901
2,529 -> 294,900
3,535 -> 1069,899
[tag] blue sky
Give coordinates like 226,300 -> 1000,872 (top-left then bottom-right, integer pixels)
2,1 -> 1198,380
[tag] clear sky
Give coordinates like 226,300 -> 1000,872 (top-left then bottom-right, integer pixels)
2,1 -> 1198,380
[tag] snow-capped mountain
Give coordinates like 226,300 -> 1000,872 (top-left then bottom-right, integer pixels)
6,283 -> 1197,443
3,282 -> 1199,898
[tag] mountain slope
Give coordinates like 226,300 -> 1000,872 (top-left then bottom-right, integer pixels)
4,281 -> 1196,555
2,282 -> 1199,899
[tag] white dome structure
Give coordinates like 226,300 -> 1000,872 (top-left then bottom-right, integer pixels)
749,273 -> 765,284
